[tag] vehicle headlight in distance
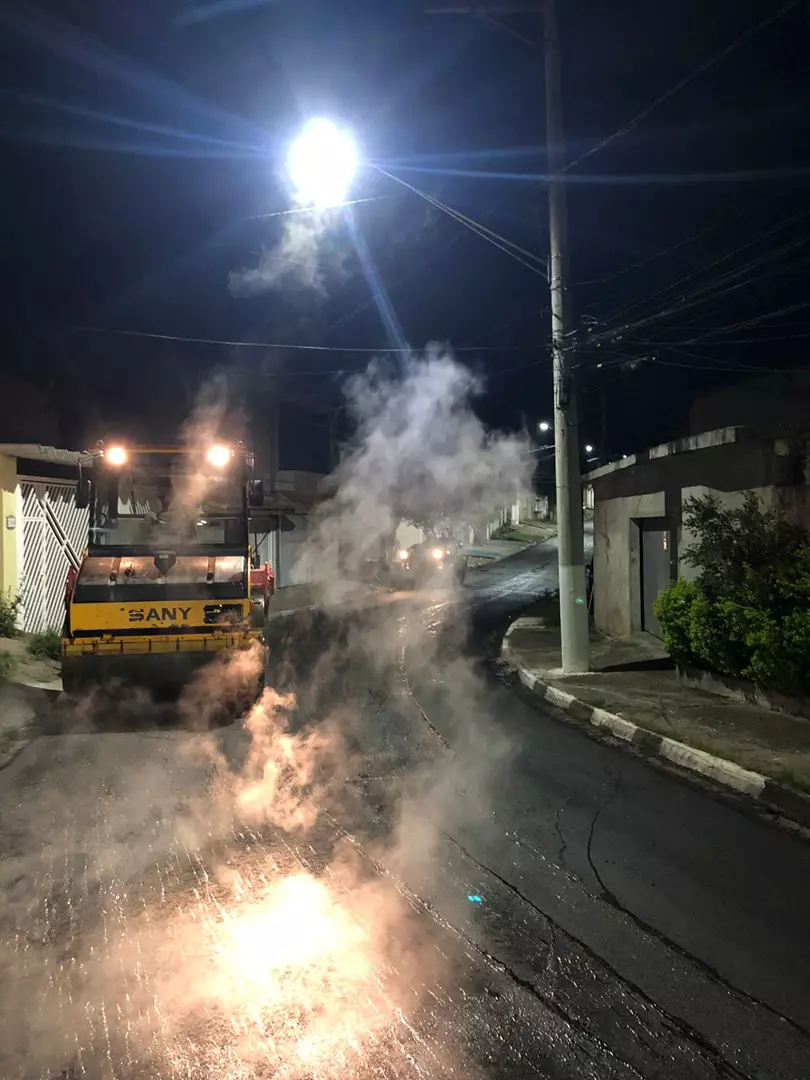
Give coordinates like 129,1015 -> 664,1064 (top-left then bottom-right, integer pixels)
206,444 -> 231,468
105,445 -> 127,466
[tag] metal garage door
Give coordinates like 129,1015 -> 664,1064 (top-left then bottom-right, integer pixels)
20,481 -> 87,634
639,517 -> 671,638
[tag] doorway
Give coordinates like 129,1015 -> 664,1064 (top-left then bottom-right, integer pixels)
639,518 -> 671,638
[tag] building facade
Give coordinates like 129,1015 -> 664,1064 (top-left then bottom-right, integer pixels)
587,427 -> 810,639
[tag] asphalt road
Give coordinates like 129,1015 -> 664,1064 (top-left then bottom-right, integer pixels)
1,540 -> 809,1079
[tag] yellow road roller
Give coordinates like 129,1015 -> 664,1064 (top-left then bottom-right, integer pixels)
61,440 -> 274,695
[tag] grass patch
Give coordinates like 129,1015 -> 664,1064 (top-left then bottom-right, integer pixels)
27,629 -> 62,662
0,595 -> 21,638
491,525 -> 541,544
774,766 -> 810,796
0,651 -> 18,683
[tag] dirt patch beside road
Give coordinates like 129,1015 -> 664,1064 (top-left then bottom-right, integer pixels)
0,636 -> 61,688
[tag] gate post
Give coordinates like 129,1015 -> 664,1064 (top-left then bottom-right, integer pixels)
0,454 -> 21,608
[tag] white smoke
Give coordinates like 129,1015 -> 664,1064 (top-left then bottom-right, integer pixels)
308,343 -> 534,577
229,208 -> 348,298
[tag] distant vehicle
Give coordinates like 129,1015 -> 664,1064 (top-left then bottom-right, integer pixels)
393,529 -> 467,587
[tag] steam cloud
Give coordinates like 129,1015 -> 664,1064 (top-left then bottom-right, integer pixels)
309,343 -> 533,578
229,208 -> 347,298
0,346 -> 532,1078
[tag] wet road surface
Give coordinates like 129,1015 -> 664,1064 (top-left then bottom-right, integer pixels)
1,540 -> 810,1079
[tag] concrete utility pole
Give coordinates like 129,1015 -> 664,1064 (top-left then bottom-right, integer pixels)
426,0 -> 590,671
542,0 -> 589,671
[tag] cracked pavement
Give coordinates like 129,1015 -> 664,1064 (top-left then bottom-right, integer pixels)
1,540 -> 810,1078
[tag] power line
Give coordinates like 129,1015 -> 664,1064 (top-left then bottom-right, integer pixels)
600,208 -> 810,325
633,243 -> 810,331
678,298 -> 810,345
374,165 -> 548,276
65,323 -> 541,358
571,195 -> 780,289
481,12 -> 540,49
593,209 -> 810,335
322,198 -> 510,337
560,0 -> 800,175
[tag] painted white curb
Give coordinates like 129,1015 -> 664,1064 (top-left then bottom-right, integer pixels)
501,633 -> 776,806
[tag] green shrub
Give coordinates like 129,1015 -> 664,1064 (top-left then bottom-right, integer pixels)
657,492 -> 810,696
27,630 -> 62,662
736,606 -> 810,698
0,652 -> 17,683
654,578 -> 698,661
0,595 -> 21,638
682,491 -> 806,609
690,594 -> 753,677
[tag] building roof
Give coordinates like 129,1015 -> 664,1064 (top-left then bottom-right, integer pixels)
584,427 -> 742,483
0,443 -> 88,466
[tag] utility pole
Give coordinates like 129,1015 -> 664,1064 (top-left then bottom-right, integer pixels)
544,0 -> 589,671
426,0 -> 589,671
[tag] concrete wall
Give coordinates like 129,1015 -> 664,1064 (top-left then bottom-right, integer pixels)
395,522 -> 424,550
593,491 -> 665,638
0,455 -> 21,605
678,484 -> 776,582
281,514 -> 341,587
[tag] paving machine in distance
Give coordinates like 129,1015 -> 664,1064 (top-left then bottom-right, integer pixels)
393,528 -> 467,588
61,441 -> 274,695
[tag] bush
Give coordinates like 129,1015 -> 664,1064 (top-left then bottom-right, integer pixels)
656,492 -> 810,697
654,578 -> 698,662
682,491 -> 808,612
0,595 -> 21,638
0,652 -> 17,683
27,630 -> 62,662
729,604 -> 810,699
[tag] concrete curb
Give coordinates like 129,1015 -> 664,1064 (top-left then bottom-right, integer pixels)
501,621 -> 810,828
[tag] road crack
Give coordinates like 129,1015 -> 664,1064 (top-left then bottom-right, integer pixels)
553,802 -> 569,869
585,771 -> 810,1044
441,825 -> 757,1080
322,811 -> 645,1079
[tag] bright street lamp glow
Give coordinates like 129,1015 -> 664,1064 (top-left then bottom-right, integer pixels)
585,444 -> 594,453
287,118 -> 358,208
538,421 -> 550,432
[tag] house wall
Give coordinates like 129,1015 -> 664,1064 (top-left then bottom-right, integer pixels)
590,430 -> 810,638
395,522 -> 424,550
0,454 -> 20,601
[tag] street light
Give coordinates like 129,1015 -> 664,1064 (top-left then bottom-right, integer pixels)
538,421 -> 550,432
287,118 -> 358,208
585,444 -> 594,454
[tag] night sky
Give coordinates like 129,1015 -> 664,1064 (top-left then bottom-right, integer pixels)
0,0 -> 808,460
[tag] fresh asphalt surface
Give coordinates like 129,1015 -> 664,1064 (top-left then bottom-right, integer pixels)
1,539 -> 809,1079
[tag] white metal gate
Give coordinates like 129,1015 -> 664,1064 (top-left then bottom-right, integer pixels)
20,480 -> 88,634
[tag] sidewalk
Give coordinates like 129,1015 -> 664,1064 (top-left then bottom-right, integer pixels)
463,522 -> 557,568
501,619 -> 810,826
